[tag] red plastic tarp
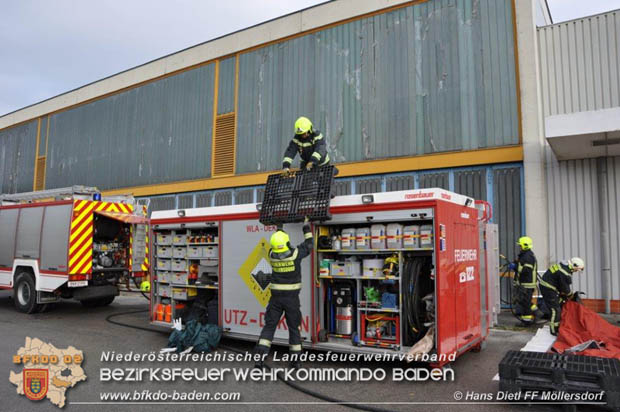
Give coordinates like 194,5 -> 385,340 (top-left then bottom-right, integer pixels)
552,301 -> 620,359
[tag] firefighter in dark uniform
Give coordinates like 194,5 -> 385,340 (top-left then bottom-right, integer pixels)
510,236 -> 539,325
539,257 -> 585,335
255,219 -> 313,369
282,116 -> 330,173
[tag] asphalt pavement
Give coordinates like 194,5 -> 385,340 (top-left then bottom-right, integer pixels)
0,291 -> 579,412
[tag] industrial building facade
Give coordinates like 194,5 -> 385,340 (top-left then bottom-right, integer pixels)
0,0 -> 618,311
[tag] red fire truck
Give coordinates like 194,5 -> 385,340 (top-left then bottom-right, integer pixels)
149,188 -> 498,365
0,186 -> 149,313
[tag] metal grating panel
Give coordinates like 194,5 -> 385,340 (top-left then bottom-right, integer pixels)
419,172 -> 449,190
355,177 -> 382,195
214,191 -> 232,206
213,113 -> 236,176
454,169 -> 487,199
386,175 -> 414,192
493,167 -> 522,304
177,194 -> 194,209
0,120 -> 38,193
235,188 -> 254,205
150,196 -> 176,212
538,11 -> 620,117
196,193 -> 212,208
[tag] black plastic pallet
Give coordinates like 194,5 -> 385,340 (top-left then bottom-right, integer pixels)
259,165 -> 337,225
499,379 -> 619,411
499,351 -> 620,392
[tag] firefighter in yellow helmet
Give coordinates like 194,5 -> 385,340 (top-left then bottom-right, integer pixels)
282,117 -> 330,173
255,218 -> 313,369
539,257 -> 585,335
510,236 -> 540,325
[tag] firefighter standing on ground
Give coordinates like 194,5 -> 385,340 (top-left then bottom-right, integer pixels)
255,219 -> 313,369
282,116 -> 330,173
510,236 -> 540,325
539,257 -> 585,336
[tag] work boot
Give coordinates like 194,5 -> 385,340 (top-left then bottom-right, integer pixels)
254,359 -> 265,369
289,360 -> 302,370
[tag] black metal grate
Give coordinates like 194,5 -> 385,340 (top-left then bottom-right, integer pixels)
499,350 -> 620,392
259,165 -> 337,225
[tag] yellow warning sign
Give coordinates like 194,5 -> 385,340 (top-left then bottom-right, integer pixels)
238,238 -> 272,307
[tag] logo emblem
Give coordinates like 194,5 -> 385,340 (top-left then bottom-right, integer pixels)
23,369 -> 48,401
238,238 -> 272,307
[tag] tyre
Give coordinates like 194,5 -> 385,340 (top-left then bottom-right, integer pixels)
13,272 -> 41,314
80,296 -> 115,307
80,299 -> 100,308
99,296 -> 115,306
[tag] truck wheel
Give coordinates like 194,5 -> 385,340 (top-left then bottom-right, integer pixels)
99,296 -> 115,306
13,272 -> 41,314
80,299 -> 100,308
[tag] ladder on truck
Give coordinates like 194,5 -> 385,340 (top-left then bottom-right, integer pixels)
0,185 -> 100,204
0,186 -> 143,214
259,165 -> 337,225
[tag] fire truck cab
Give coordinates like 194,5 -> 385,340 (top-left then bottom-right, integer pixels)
0,186 -> 149,313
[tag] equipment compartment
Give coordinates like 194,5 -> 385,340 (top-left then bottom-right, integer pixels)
315,210 -> 436,352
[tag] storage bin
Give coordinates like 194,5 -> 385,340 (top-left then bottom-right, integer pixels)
386,223 -> 403,249
172,272 -> 189,285
156,234 -> 172,245
158,284 -> 172,298
173,247 -> 186,259
340,228 -> 356,250
203,246 -> 218,258
362,259 -> 384,277
157,271 -> 172,283
187,246 -> 202,258
171,260 -> 187,271
172,287 -> 197,300
403,225 -> 420,249
173,234 -> 187,245
420,225 -> 434,248
370,224 -> 386,249
156,259 -> 171,270
330,260 -> 361,277
156,246 -> 172,258
355,227 -> 370,250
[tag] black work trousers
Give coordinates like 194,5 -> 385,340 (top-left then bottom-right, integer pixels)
256,289 -> 302,353
514,285 -> 535,321
540,285 -> 562,335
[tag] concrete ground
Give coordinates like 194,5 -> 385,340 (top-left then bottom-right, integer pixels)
0,290 -> 611,412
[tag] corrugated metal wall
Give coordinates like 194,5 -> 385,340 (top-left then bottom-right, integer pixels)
607,156 -> 620,301
546,148 -> 620,300
218,57 -> 236,114
493,167 -> 522,304
236,0 -> 519,173
45,64 -> 215,190
0,120 -> 37,193
538,10 -> 620,117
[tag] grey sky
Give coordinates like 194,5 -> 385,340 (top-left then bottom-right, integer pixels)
1,0 -> 619,117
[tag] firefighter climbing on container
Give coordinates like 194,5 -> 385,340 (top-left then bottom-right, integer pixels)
282,116 -> 330,174
539,257 -> 585,336
509,236 -> 540,325
254,218 -> 313,369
